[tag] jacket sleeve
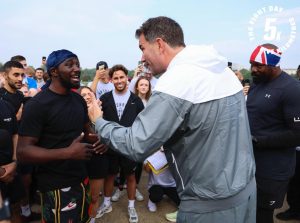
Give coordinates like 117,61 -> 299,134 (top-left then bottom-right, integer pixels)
95,91 -> 192,162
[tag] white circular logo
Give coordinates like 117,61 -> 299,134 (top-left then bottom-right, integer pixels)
248,6 -> 297,51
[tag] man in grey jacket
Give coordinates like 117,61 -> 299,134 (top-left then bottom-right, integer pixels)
89,16 -> 256,223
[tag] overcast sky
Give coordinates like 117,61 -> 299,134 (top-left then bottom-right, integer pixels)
1,0 -> 299,70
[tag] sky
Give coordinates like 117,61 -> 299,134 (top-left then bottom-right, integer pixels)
1,0 -> 299,70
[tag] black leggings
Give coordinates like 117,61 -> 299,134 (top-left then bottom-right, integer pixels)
148,185 -> 180,206
256,208 -> 274,223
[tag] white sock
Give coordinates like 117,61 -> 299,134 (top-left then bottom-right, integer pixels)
104,197 -> 111,206
21,204 -> 31,217
128,200 -> 135,208
90,218 -> 95,223
148,199 -> 156,207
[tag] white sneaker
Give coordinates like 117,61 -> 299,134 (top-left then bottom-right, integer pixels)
128,207 -> 138,223
135,188 -> 144,201
95,203 -> 112,218
165,211 -> 178,222
147,200 -> 157,212
111,188 -> 125,202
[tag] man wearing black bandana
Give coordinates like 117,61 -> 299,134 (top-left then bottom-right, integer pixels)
17,49 -> 107,223
247,44 -> 300,223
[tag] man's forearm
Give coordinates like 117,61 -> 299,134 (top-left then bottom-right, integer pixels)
17,145 -> 71,163
253,129 -> 300,149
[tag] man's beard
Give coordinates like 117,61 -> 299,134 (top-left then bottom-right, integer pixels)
8,80 -> 21,90
252,74 -> 270,84
59,74 -> 80,89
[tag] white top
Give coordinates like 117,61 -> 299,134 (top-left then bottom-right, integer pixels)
96,81 -> 114,99
155,45 -> 242,104
112,89 -> 131,120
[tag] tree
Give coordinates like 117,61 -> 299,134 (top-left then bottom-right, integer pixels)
240,68 -> 252,81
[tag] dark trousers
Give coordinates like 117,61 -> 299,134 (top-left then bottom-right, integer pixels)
149,185 -> 180,206
118,162 -> 143,188
286,150 -> 300,212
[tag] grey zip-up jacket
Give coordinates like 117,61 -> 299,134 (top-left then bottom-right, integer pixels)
95,45 -> 256,213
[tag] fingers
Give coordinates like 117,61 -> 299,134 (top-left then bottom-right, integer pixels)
93,144 -> 108,154
74,133 -> 85,142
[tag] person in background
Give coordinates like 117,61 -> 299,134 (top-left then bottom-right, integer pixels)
90,61 -> 114,99
78,86 -> 108,223
35,68 -> 45,90
96,64 -> 144,223
234,70 -> 250,96
10,55 -> 37,90
0,97 -> 25,223
129,62 -> 157,93
134,76 -> 152,106
144,148 -> 180,222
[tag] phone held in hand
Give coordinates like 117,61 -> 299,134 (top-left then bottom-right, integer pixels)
98,65 -> 105,71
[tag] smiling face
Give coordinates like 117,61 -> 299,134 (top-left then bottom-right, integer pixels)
111,70 -> 128,93
55,57 -> 81,89
139,34 -> 166,76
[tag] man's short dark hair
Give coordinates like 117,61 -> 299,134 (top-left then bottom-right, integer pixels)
109,64 -> 128,78
3,60 -> 24,73
36,67 -> 44,72
135,16 -> 185,48
10,55 -> 26,62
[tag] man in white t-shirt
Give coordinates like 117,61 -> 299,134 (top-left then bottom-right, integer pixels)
90,61 -> 114,99
96,64 -> 144,223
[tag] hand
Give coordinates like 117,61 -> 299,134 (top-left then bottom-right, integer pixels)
0,161 -> 17,183
95,69 -> 106,80
68,134 -> 94,160
16,103 -> 23,121
243,85 -> 250,96
133,65 -> 143,78
87,93 -> 103,123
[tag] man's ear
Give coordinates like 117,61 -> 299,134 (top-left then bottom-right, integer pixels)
50,68 -> 58,77
156,38 -> 166,54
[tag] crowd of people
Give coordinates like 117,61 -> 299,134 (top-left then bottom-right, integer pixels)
0,16 -> 300,223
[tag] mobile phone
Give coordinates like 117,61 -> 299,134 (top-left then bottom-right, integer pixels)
98,65 -> 105,70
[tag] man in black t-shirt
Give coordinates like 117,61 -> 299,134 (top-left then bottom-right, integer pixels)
247,44 -> 300,223
0,99 -> 25,222
0,61 -> 25,120
17,49 -> 107,223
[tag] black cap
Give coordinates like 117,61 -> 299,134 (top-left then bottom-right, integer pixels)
96,61 -> 108,70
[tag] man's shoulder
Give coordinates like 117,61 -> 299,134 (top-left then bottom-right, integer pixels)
100,91 -> 113,100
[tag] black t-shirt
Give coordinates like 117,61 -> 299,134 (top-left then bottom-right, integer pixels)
18,88 -> 89,192
0,100 -> 17,165
247,72 -> 300,180
0,87 -> 24,114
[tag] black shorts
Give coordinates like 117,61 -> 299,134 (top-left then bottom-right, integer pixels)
108,153 -> 137,176
86,154 -> 109,179
0,174 -> 26,204
256,176 -> 289,210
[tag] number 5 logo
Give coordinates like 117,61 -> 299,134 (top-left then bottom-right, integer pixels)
264,18 -> 281,41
